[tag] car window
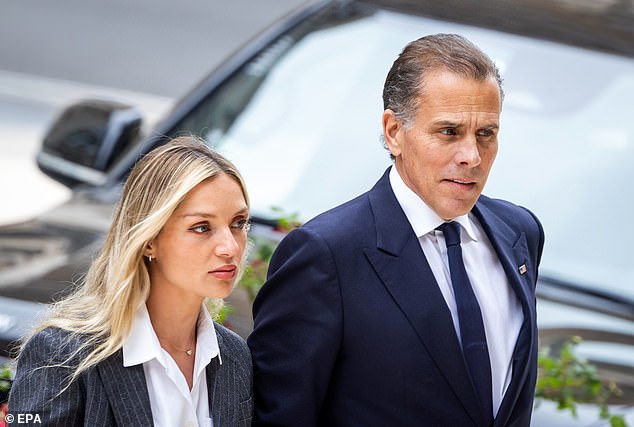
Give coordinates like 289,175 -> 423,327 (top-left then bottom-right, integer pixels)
174,5 -> 634,298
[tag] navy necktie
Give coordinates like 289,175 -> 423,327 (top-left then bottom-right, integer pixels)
438,222 -> 493,423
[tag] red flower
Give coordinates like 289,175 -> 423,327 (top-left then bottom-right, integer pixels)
0,402 -> 8,427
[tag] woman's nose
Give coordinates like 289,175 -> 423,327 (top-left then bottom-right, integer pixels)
214,228 -> 240,258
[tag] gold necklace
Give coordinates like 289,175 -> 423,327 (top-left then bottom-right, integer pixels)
158,335 -> 196,356
165,341 -> 195,356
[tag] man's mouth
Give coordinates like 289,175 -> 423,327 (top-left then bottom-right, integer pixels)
448,179 -> 476,185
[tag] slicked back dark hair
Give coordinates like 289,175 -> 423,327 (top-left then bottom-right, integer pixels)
382,33 -> 504,128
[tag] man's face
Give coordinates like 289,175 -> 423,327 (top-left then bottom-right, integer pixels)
383,70 -> 501,220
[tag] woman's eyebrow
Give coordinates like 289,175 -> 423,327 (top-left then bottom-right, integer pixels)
180,207 -> 248,219
179,212 -> 216,219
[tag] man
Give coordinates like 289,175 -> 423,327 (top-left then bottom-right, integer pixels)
248,34 -> 544,427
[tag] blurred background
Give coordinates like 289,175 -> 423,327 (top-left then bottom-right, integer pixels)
0,0 -> 306,225
1,0 -> 632,225
0,1 -> 633,424
2,0 -> 633,226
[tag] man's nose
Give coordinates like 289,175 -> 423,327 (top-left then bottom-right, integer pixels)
455,135 -> 481,166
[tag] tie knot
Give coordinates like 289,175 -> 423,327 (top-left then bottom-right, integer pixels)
437,222 -> 462,247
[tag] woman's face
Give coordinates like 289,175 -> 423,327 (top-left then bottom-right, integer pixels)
147,173 -> 249,301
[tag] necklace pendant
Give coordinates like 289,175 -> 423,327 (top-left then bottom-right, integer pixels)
186,349 -> 192,356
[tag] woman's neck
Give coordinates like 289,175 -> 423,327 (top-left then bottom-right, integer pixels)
145,290 -> 202,349
145,291 -> 203,389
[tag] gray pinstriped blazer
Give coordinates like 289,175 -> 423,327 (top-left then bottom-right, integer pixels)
8,324 -> 253,426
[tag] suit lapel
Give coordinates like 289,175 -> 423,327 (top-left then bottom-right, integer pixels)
364,170 -> 485,426
207,355 -> 222,424
98,336 -> 229,425
205,352 -> 230,426
472,202 -> 537,426
97,351 -> 154,426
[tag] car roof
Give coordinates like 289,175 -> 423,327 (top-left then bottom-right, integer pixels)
359,0 -> 634,58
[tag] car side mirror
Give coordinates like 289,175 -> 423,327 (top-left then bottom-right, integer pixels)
36,99 -> 142,188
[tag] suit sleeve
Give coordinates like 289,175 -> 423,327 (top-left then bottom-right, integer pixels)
248,227 -> 343,427
8,328 -> 85,427
520,206 -> 545,277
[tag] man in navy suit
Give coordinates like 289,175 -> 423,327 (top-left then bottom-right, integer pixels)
248,34 -> 544,427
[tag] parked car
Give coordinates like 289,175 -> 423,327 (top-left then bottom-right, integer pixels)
1,0 -> 632,424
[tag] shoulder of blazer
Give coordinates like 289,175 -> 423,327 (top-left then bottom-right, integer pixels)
9,327 -> 91,424
296,182 -> 380,252
477,194 -> 543,237
214,322 -> 251,366
20,327 -> 88,366
476,194 -> 545,264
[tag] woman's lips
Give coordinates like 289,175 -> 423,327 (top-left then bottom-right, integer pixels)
209,265 -> 237,280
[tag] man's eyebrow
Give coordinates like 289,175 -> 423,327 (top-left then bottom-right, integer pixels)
432,120 -> 499,129
432,120 -> 462,127
481,123 -> 499,130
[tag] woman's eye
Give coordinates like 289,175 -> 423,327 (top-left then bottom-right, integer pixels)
191,224 -> 210,233
231,218 -> 251,232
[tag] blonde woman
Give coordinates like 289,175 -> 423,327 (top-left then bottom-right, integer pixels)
9,137 -> 253,426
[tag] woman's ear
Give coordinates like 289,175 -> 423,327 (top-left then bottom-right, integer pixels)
144,240 -> 155,258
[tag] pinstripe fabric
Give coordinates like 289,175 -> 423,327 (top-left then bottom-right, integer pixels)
8,324 -> 253,427
210,324 -> 253,427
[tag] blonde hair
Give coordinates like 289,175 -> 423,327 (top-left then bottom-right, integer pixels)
25,136 -> 249,386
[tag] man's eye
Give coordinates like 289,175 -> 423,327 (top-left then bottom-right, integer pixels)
231,218 -> 251,232
440,128 -> 457,136
478,129 -> 494,137
191,224 -> 210,233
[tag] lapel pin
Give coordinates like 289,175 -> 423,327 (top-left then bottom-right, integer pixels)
519,264 -> 527,275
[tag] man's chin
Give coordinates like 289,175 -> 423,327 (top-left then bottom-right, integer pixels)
437,200 -> 479,220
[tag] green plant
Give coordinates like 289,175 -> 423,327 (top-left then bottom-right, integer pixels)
239,208 -> 302,303
0,364 -> 12,404
211,301 -> 235,325
240,240 -> 277,302
269,207 -> 302,234
536,336 -> 627,427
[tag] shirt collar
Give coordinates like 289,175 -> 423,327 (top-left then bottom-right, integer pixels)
196,303 -> 222,368
388,166 -> 478,241
122,302 -> 221,368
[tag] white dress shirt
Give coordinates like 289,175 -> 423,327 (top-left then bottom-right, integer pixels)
389,167 -> 523,416
123,303 -> 222,427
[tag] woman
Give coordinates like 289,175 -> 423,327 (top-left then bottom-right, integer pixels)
8,137 -> 253,426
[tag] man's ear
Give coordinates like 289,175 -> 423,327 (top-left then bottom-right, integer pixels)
382,109 -> 402,157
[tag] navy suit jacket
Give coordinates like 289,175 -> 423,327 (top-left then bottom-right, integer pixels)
9,323 -> 253,426
249,168 -> 544,427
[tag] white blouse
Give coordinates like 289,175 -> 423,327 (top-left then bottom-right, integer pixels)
122,304 -> 221,427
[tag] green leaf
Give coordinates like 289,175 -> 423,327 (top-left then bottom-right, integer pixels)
610,415 -> 627,427
536,337 -> 628,426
